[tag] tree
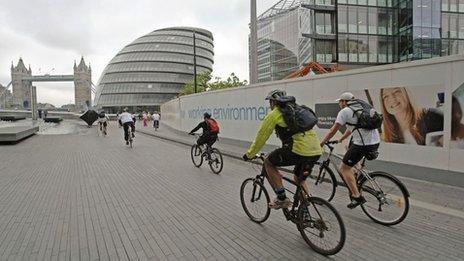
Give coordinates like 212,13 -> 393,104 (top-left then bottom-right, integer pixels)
180,71 -> 247,96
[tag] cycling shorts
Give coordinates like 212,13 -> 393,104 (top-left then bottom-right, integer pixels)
342,143 -> 379,167
267,147 -> 320,180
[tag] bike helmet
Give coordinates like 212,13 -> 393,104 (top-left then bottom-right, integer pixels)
265,89 -> 286,101
203,112 -> 211,119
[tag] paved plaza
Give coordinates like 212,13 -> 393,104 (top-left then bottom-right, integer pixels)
0,120 -> 463,260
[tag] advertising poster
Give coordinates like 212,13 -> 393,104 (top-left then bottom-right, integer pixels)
315,86 -> 445,147
451,82 -> 464,149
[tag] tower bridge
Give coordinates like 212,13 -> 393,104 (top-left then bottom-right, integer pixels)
1,57 -> 94,112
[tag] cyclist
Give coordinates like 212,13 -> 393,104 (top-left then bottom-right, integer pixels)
97,110 -> 109,135
243,90 -> 322,209
118,108 -> 135,145
320,92 -> 380,209
189,112 -> 219,153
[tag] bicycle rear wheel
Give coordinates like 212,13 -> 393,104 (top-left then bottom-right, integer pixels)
190,144 -> 203,167
359,171 -> 409,226
308,162 -> 337,202
208,148 -> 223,174
297,197 -> 345,256
240,178 -> 270,223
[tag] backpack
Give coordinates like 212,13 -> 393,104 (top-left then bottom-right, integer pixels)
346,99 -> 382,130
277,96 -> 318,134
206,118 -> 220,134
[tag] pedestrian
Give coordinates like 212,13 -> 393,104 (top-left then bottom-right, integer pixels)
44,110 -> 48,118
152,111 -> 160,131
142,111 -> 148,127
38,109 -> 42,119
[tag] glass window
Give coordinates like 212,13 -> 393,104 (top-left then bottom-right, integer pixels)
368,0 -> 377,6
459,40 -> 464,54
348,0 -> 357,4
378,0 -> 387,6
338,6 -> 348,33
348,6 -> 357,33
378,9 -> 389,35
358,0 -> 367,5
378,36 -> 388,62
450,0 -> 458,12
368,8 -> 378,34
358,35 -> 368,62
348,35 -> 358,62
450,39 -> 459,54
369,36 -> 378,62
443,0 -> 449,11
460,14 -> 464,39
451,14 -> 459,38
443,13 -> 450,38
316,13 -> 325,34
460,0 -> 464,12
338,34 -> 348,62
338,0 -> 347,3
358,7 -> 368,34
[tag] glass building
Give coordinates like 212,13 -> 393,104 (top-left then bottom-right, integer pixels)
252,0 -> 464,82
94,27 -> 214,113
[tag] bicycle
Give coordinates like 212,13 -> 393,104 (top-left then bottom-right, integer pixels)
240,154 -> 345,256
190,134 -> 223,174
308,141 -> 410,226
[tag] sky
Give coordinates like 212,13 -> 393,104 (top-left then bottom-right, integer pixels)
0,0 -> 278,107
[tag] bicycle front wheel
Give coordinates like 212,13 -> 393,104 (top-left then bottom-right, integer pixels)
208,148 -> 223,174
190,144 -> 203,167
359,171 -> 409,226
240,178 -> 270,223
297,197 -> 345,256
308,162 -> 337,202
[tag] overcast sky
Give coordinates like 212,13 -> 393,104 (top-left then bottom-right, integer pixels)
0,0 -> 277,106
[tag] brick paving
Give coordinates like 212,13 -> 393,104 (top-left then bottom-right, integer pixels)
0,121 -> 463,260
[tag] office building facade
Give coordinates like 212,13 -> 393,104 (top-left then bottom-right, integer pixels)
252,0 -> 464,82
94,27 -> 214,113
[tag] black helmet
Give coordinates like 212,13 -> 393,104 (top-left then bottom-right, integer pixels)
203,112 -> 211,118
265,89 -> 286,101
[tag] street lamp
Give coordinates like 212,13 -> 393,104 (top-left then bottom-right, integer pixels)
250,0 -> 258,84
193,30 -> 198,93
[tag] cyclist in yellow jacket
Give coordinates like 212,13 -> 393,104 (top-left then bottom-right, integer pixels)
243,90 -> 322,209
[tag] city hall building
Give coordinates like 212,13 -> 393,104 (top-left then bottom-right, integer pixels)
252,0 -> 464,82
94,27 -> 214,113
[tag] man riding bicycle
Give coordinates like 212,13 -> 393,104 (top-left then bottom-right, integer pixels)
118,108 -> 135,145
320,92 -> 381,209
97,110 -> 109,135
243,90 -> 322,209
189,112 -> 219,152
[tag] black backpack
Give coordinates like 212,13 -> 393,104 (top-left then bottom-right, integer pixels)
346,99 -> 382,130
277,96 -> 318,134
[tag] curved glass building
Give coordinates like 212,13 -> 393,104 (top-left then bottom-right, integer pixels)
94,27 -> 214,113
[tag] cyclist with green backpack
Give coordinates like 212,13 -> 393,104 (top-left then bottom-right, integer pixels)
189,112 -> 219,150
243,90 -> 322,210
320,92 -> 382,209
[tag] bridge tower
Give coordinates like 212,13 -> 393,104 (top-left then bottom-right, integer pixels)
74,57 -> 91,112
11,58 -> 32,108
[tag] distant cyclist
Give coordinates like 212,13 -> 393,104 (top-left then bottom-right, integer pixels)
320,92 -> 381,209
118,108 -> 135,145
189,112 -> 219,152
243,90 -> 322,209
97,110 -> 109,135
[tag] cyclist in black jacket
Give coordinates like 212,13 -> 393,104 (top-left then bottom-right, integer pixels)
189,112 -> 218,150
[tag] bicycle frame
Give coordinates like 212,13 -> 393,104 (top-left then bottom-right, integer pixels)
251,159 -> 314,224
321,143 -> 385,197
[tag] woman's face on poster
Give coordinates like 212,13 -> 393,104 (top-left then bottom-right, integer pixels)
382,88 -> 409,115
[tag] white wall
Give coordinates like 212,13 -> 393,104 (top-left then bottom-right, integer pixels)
162,55 -> 464,173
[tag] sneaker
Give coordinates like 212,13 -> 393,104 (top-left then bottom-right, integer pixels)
347,196 -> 366,209
126,141 -> 129,145
269,197 -> 292,210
